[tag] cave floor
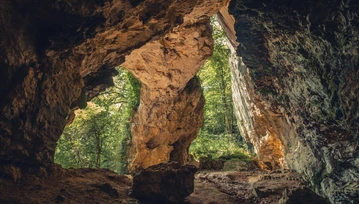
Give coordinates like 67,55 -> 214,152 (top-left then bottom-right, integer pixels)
0,167 -> 318,204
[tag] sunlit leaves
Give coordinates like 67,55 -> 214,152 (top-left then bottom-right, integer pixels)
190,18 -> 250,161
54,68 -> 140,173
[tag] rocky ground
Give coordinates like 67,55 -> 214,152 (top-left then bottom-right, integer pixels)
186,170 -> 328,204
0,164 -> 328,204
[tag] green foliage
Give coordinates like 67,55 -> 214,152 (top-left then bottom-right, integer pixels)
189,18 -> 251,162
54,68 -> 140,173
190,131 -> 251,161
199,19 -> 232,134
126,71 -> 141,109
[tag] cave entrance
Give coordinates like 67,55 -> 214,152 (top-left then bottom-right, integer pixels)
188,16 -> 252,171
53,16 -> 253,174
54,68 -> 140,174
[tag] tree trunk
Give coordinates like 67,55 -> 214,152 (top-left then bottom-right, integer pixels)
218,65 -> 232,135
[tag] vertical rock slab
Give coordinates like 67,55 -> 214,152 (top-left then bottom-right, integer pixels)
122,23 -> 211,171
229,0 -> 359,202
218,5 -> 287,171
123,0 -> 229,172
229,47 -> 288,171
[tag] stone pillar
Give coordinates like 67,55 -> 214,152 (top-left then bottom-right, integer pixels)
123,22 -> 212,171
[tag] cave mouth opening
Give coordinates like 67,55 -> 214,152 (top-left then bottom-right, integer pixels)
54,68 -> 140,174
188,16 -> 253,170
53,15 -> 253,174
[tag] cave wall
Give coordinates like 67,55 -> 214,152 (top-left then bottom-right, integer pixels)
0,0 -> 226,180
218,7 -> 287,171
229,0 -> 359,202
229,41 -> 288,171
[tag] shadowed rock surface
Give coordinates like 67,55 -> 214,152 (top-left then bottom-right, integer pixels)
131,162 -> 197,203
0,166 -> 325,204
0,0 -> 227,179
186,169 -> 329,204
228,0 -> 359,202
0,166 -> 136,204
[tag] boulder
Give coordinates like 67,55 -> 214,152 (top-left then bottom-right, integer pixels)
278,188 -> 330,204
131,162 -> 197,203
199,158 -> 225,170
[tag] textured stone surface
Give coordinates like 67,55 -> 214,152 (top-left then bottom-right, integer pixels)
0,166 -> 323,204
122,21 -> 212,171
123,0 -> 229,171
127,77 -> 205,171
131,162 -> 197,203
0,0 -> 226,179
225,23 -> 287,171
278,188 -> 330,204
229,0 -> 359,202
190,169 -> 328,204
0,166 -> 135,203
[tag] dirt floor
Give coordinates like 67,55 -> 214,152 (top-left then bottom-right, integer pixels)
187,170 -> 306,204
0,167 -> 327,204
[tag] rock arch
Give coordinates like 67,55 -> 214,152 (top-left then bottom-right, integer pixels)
0,0 -> 228,179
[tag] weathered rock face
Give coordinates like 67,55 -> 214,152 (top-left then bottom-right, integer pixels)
122,21 -> 212,171
0,0 -> 226,179
123,0 -> 229,171
228,0 -> 359,202
229,45 -> 287,171
131,162 -> 197,203
127,77 -> 205,171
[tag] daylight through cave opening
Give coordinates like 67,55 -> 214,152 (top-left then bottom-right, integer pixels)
54,14 -> 252,174
189,16 -> 252,169
55,68 -> 139,173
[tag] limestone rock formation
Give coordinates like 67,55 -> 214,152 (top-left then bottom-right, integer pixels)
2,0 -> 359,203
131,162 -> 197,203
278,188 -> 330,204
123,0 -> 229,171
228,0 -> 359,202
122,22 -> 211,171
0,0 -> 227,180
127,76 -> 205,171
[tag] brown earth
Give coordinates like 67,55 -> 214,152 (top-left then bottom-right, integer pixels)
0,166 -> 327,204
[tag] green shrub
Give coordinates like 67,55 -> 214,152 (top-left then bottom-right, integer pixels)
189,132 -> 252,162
